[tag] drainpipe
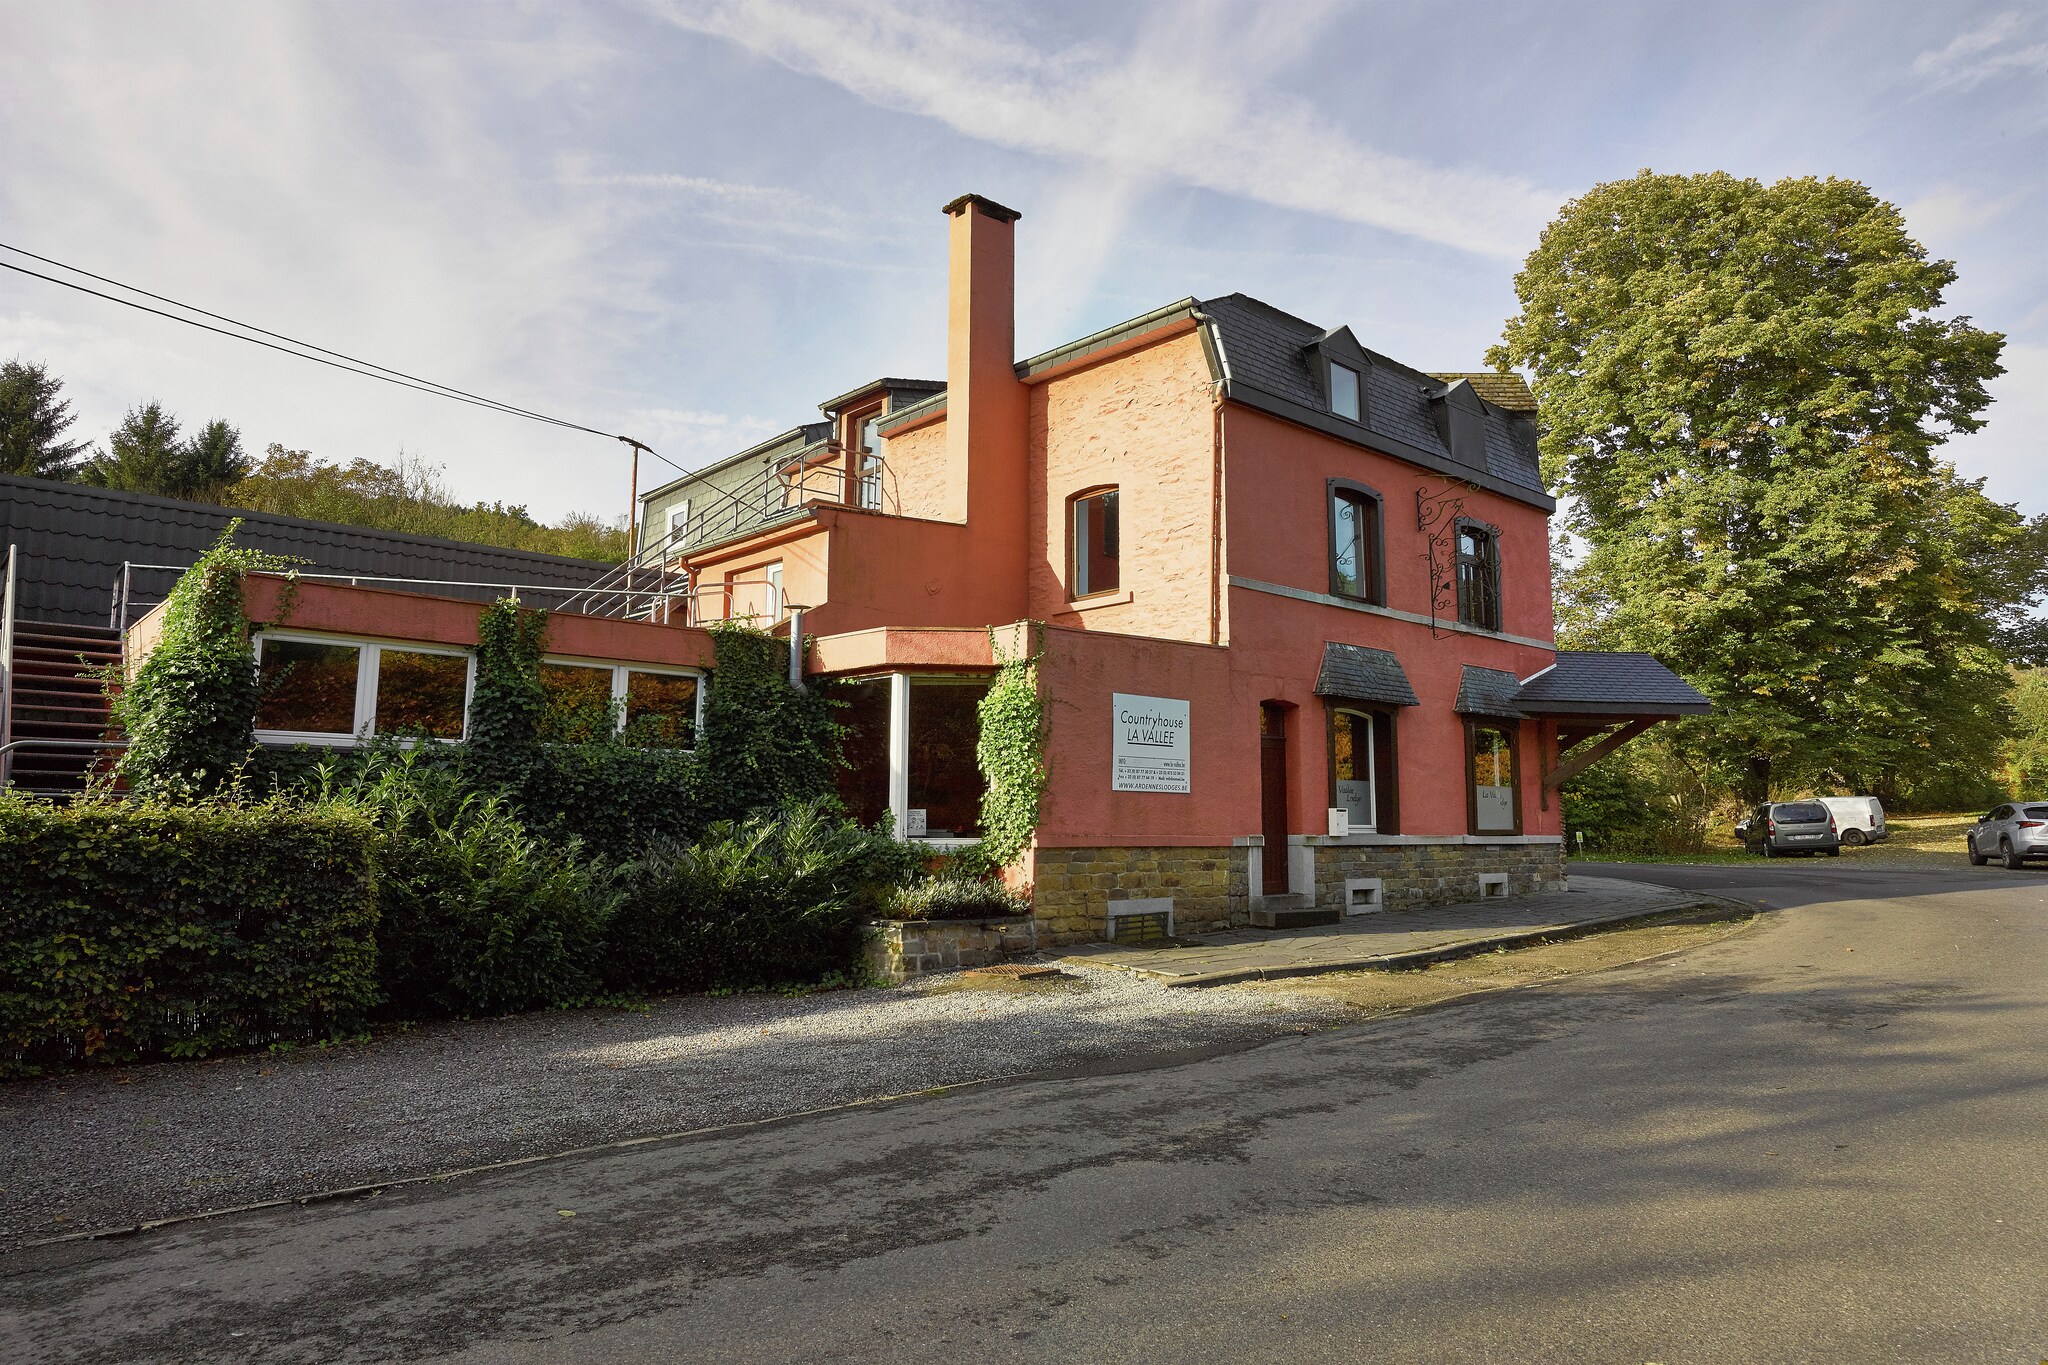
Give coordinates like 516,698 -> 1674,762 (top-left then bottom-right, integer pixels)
786,605 -> 806,692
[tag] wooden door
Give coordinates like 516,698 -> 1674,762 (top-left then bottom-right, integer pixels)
1260,703 -> 1289,895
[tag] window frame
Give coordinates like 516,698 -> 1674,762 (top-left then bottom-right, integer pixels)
1327,361 -> 1363,422
1326,478 -> 1385,606
1453,517 -> 1503,632
1067,484 -> 1122,602
541,656 -> 708,750
1464,717 -> 1522,836
253,630 -> 475,748
1325,699 -> 1400,834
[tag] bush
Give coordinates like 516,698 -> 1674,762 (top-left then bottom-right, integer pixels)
885,872 -> 1031,921
0,794 -> 379,1076
606,802 -> 905,991
324,752 -> 621,1018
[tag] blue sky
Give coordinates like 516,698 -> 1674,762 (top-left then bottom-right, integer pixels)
2,0 -> 2043,524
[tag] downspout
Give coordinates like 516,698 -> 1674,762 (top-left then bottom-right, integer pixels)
1210,394 -> 1225,647
0,544 -> 15,789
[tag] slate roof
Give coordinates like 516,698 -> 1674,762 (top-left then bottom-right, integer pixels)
1197,293 -> 1549,508
1514,652 -> 1711,715
1428,372 -> 1536,415
1455,665 -> 1526,719
1313,642 -> 1419,706
1,474 -> 611,627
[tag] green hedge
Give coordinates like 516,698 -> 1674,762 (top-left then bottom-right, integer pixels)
0,796 -> 380,1076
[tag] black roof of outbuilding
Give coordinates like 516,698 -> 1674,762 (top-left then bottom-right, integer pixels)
1313,642 -> 1419,707
1514,652 -> 1711,715
1,474 -> 611,627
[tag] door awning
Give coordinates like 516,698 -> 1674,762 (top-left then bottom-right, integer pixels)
1313,642 -> 1418,706
1512,651 -> 1711,716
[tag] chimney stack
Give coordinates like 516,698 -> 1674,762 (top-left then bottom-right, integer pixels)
943,194 -> 1030,599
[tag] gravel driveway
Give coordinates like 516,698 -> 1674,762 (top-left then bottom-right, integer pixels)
0,966 -> 1343,1248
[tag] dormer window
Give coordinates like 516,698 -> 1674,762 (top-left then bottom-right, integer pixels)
1328,362 -> 1361,421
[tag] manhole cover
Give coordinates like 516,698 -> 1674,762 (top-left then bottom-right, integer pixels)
964,962 -> 1064,981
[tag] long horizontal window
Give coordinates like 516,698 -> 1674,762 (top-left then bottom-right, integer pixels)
254,634 -> 471,744
540,658 -> 703,749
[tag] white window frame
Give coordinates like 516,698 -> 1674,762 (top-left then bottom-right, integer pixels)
252,631 -> 475,748
541,656 -> 708,748
668,501 -> 690,543
889,672 -> 990,847
1329,361 -> 1362,421
765,562 -> 784,623
1331,706 -> 1378,834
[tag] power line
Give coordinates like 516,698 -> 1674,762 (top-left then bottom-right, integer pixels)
0,246 -> 686,475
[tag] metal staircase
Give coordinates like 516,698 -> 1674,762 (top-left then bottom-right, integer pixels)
1,620 -> 121,796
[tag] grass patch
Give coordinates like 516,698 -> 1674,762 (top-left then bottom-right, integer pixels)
1579,811 -> 1981,868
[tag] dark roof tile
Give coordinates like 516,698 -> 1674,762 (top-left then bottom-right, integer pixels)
1313,642 -> 1419,706
1456,665 -> 1525,718
1515,652 -> 1711,714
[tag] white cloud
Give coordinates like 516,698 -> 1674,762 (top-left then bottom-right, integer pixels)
1911,11 -> 2048,92
1902,185 -> 2018,248
653,0 -> 1563,261
1945,341 -> 2048,517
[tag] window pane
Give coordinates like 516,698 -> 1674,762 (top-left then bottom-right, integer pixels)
1472,726 -> 1515,831
833,679 -> 892,827
1457,526 -> 1499,629
1073,489 -> 1119,597
374,650 -> 468,739
1330,363 -> 1361,420
1332,492 -> 1371,598
908,680 -> 989,838
1332,710 -> 1375,829
540,662 -> 615,743
625,671 -> 698,748
256,640 -> 360,734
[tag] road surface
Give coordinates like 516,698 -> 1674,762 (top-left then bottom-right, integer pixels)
5,860 -> 2045,1363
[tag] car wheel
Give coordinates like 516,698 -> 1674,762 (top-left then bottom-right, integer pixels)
1841,828 -> 1866,847
1825,846 -> 1841,857
1967,835 -> 1986,866
2003,839 -> 2025,871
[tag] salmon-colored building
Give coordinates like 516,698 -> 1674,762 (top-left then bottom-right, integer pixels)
138,193 -> 1706,946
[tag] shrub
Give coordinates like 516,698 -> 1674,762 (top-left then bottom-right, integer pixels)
113,524 -> 298,799
0,794 -> 379,1076
696,621 -> 843,825
885,872 -> 1031,922
325,751 -> 621,1018
606,802 -> 904,991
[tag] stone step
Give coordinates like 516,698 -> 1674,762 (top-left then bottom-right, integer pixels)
1250,901 -> 1341,930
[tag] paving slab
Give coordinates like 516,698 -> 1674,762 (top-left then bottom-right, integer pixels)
1062,875 -> 1726,986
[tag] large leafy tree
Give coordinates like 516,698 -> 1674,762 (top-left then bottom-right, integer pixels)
1493,171 -> 2034,804
0,358 -> 91,479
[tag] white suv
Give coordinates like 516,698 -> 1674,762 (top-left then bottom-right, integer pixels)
1967,803 -> 2048,869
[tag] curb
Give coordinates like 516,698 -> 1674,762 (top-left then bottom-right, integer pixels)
1071,893 -> 1753,989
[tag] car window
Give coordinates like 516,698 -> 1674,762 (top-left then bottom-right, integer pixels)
2025,806 -> 2048,819
1993,805 -> 2014,820
1774,802 -> 1828,823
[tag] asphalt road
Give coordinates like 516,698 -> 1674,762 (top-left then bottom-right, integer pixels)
6,860 -> 2046,1364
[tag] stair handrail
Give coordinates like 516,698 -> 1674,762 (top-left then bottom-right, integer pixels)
1,543 -> 16,788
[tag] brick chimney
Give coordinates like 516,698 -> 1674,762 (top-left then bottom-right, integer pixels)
943,193 -> 1030,603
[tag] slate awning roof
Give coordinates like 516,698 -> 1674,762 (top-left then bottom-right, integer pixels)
1313,642 -> 1418,706
1513,652 -> 1711,716
1454,665 -> 1525,719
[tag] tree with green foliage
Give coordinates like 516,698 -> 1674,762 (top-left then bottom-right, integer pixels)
2002,669 -> 2048,797
0,359 -> 91,479
1492,170 -> 2036,805
227,444 -> 627,560
181,418 -> 252,499
81,400 -> 185,495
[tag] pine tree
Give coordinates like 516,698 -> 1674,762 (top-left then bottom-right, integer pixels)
82,401 -> 187,496
0,359 -> 91,480
180,419 -> 251,498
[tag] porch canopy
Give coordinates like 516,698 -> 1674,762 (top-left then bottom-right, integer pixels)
1471,652 -> 1711,802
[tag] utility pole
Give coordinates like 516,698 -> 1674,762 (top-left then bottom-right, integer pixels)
619,436 -> 650,563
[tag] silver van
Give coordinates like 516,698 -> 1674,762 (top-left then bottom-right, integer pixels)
1967,803 -> 2048,869
1818,796 -> 1887,845
1737,801 -> 1841,857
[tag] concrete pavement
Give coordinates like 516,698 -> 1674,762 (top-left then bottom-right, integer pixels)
1064,873 -> 1716,985
5,860 -> 2046,1364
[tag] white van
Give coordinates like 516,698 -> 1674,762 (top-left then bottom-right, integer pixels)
1818,796 -> 1887,846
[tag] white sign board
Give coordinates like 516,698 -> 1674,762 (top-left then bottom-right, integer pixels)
1111,693 -> 1190,793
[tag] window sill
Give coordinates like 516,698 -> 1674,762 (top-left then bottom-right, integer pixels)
1063,590 -> 1133,612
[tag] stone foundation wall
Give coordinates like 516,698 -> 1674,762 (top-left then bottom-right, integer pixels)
1309,840 -> 1566,912
865,916 -> 1038,983
1024,840 -> 1565,945
1028,846 -> 1248,946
